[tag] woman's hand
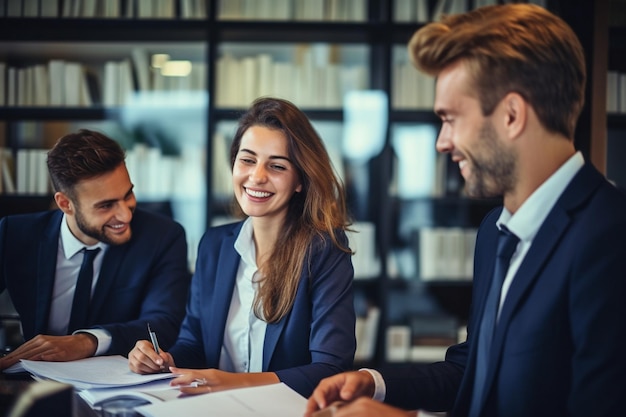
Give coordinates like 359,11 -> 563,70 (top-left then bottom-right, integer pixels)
169,367 -> 280,395
128,340 -> 174,374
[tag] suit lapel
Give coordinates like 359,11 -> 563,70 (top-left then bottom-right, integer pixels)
261,253 -> 309,371
263,314 -> 288,371
496,209 -> 569,329
484,164 -> 603,395
205,231 -> 240,365
34,212 -> 63,334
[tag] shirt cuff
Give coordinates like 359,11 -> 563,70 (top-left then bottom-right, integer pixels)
359,368 -> 386,402
73,328 -> 112,356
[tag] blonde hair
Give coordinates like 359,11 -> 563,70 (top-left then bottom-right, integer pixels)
408,4 -> 586,139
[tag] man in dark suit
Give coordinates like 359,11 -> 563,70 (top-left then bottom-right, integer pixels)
305,4 -> 626,417
0,129 -> 190,369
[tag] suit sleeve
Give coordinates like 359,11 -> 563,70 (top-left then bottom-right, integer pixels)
168,231 -> 218,367
380,342 -> 466,411
100,219 -> 190,355
567,204 -> 626,416
275,232 -> 356,397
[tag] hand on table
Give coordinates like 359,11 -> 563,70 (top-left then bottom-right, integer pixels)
0,333 -> 97,370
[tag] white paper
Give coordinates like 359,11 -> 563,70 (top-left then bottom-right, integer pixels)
136,383 -> 307,417
79,378 -> 181,407
17,355 -> 175,390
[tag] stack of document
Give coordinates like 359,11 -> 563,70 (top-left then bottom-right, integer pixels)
8,355 -> 309,416
15,355 -> 175,390
79,378 -> 181,408
10,355 -> 180,408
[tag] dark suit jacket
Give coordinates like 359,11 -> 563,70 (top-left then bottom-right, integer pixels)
0,209 -> 190,355
169,221 -> 356,397
381,163 -> 626,416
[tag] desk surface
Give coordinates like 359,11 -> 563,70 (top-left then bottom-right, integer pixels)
1,372 -> 98,417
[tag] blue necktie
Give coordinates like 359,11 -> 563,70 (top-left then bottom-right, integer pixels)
469,227 -> 519,417
67,247 -> 101,334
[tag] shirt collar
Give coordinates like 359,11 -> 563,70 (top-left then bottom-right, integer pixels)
60,213 -> 108,259
498,151 -> 584,242
234,217 -> 256,267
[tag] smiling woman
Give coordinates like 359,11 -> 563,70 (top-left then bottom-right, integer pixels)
128,97 -> 356,398
231,125 -> 302,224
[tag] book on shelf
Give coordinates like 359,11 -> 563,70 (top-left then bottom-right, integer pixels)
607,71 -> 619,113
394,0 -> 430,23
48,60 -> 65,106
33,64 -> 48,106
621,74 -> 626,114
40,0 -> 59,17
386,325 -> 412,362
22,0 -> 37,17
61,0 -> 71,17
137,0 -> 154,18
7,0 -> 21,17
102,59 -> 134,106
418,227 -> 477,281
216,47 -> 368,108
12,149 -> 51,195
408,314 -> 459,363
354,305 -> 380,362
16,68 -> 26,106
7,67 -> 16,106
102,0 -> 121,18
392,59 -> 435,110
431,0 -> 471,20
0,148 -> 16,194
15,149 -> 28,195
64,62 -> 83,106
131,48 -> 151,92
608,71 -> 626,114
346,221 -> 380,280
0,62 -> 5,106
415,0 -> 429,22
180,0 -> 207,19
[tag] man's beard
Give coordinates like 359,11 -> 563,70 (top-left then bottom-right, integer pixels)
464,120 -> 516,199
74,208 -> 132,246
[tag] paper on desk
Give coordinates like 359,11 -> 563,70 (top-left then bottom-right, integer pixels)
79,378 -> 181,407
136,382 -> 307,417
17,355 -> 175,390
3,361 -> 26,373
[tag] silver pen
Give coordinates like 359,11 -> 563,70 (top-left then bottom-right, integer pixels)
147,323 -> 161,354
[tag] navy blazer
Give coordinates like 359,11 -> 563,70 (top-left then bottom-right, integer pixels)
381,163 -> 626,416
168,221 -> 356,397
0,209 -> 190,355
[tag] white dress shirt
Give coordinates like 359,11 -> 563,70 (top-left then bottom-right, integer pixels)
495,151 -> 583,316
219,217 -> 267,373
48,214 -> 111,355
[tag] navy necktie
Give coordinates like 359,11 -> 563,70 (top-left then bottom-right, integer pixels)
67,247 -> 101,334
469,226 -> 519,417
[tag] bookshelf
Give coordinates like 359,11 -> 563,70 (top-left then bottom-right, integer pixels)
607,0 -> 626,189
0,0 -> 612,367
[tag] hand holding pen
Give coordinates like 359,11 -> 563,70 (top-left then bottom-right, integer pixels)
147,323 -> 161,354
127,324 -> 175,375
